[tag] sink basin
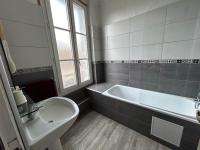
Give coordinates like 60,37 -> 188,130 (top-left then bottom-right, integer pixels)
22,97 -> 79,150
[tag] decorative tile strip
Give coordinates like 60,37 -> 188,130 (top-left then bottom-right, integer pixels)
97,59 -> 200,64
13,66 -> 53,76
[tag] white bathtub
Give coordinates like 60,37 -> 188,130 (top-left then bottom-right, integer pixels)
103,85 -> 197,123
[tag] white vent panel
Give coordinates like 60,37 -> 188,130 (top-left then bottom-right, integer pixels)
151,116 -> 183,147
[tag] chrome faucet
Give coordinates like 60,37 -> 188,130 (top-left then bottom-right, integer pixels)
194,92 -> 200,109
20,94 -> 43,120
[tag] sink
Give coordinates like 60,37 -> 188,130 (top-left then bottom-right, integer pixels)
22,97 -> 79,150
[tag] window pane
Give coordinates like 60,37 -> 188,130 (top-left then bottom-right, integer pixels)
60,61 -> 76,88
76,34 -> 88,59
79,60 -> 90,82
50,0 -> 70,29
73,3 -> 86,34
55,29 -> 73,60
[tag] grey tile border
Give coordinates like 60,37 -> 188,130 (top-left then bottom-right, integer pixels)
13,66 -> 53,75
96,59 -> 200,64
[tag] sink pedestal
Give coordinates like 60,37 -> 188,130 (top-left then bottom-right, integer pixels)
48,139 -> 63,150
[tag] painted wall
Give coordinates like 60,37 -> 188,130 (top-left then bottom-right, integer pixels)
0,0 -> 52,69
88,0 -> 103,62
102,0 -> 200,61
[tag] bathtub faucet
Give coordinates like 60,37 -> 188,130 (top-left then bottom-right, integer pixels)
194,92 -> 200,109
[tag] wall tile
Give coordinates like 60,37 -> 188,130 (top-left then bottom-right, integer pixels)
130,44 -> 162,60
164,18 -> 200,42
0,0 -> 45,26
158,79 -> 186,96
142,63 -> 160,84
104,48 -> 130,60
106,19 -> 130,36
102,1 -> 200,61
188,64 -> 200,82
130,7 -> 166,31
176,64 -> 189,80
162,40 -> 194,59
166,0 -> 200,24
143,7 -> 167,28
129,81 -> 158,91
129,63 -> 143,82
107,33 -> 130,49
130,26 -> 164,46
159,64 -> 177,80
190,39 -> 200,59
9,46 -> 52,69
105,73 -> 129,84
3,20 -> 48,47
184,81 -> 200,98
143,26 -> 164,45
105,63 -> 129,74
129,63 -> 160,85
130,14 -> 145,32
130,31 -> 143,46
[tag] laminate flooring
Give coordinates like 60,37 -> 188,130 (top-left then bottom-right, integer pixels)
61,111 -> 171,150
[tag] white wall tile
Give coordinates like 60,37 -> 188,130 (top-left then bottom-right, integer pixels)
130,31 -> 143,46
130,26 -> 164,46
9,46 -> 52,69
106,19 -> 130,36
101,0 -> 200,61
107,33 -> 130,49
3,20 -> 48,47
166,0 -> 200,24
143,7 -> 166,28
130,44 -> 162,60
162,40 -> 200,59
143,26 -> 164,45
104,48 -> 130,60
100,0 -> 178,26
0,0 -> 44,26
130,7 -> 166,32
130,14 -> 145,31
164,18 -> 200,42
190,39 -> 200,59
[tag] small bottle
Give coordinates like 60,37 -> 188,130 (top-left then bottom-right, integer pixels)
196,109 -> 200,122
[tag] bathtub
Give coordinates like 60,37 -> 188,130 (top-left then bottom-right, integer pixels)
103,84 -> 197,123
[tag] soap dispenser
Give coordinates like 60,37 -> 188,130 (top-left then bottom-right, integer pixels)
12,86 -> 27,114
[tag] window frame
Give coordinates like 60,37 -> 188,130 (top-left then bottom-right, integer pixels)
45,0 -> 93,95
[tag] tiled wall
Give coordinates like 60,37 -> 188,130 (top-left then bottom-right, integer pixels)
103,0 -> 200,60
94,0 -> 200,98
0,0 -> 52,69
100,0 -> 180,26
104,61 -> 200,98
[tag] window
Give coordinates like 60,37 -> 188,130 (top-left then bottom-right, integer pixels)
47,0 -> 92,94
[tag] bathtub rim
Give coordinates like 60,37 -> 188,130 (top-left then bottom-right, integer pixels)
102,84 -> 199,125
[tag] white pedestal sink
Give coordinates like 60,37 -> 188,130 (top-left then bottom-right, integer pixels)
22,97 -> 79,150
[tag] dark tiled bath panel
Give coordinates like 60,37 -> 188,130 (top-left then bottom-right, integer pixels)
87,89 -> 200,150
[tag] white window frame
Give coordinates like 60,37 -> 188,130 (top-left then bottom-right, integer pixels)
45,0 -> 93,95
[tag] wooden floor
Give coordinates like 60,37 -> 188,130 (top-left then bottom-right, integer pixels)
61,111 -> 171,150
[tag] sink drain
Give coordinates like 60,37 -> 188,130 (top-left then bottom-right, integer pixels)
48,120 -> 54,123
